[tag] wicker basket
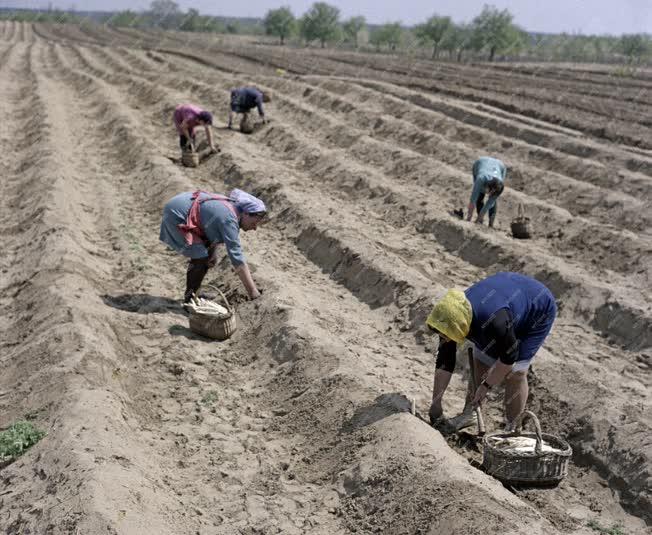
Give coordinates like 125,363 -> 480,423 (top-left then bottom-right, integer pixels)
510,203 -> 531,239
181,150 -> 199,168
187,289 -> 237,340
482,411 -> 572,485
240,114 -> 254,134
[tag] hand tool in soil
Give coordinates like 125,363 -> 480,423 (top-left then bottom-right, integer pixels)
457,347 -> 486,443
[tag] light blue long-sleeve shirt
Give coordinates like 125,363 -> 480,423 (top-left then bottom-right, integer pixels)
470,157 -> 506,216
159,192 -> 245,266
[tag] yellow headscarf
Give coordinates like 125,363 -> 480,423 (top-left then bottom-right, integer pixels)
426,289 -> 472,344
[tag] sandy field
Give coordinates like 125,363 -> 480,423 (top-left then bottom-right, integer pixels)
0,21 -> 650,534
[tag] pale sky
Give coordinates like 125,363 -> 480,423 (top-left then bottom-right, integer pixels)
1,0 -> 651,35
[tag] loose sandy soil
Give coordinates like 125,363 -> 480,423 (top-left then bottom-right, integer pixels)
0,21 -> 650,534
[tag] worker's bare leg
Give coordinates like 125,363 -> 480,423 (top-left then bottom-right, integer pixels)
504,369 -> 528,427
430,369 -> 452,422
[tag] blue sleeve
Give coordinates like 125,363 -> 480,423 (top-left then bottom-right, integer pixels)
470,176 -> 485,204
499,161 -> 507,180
255,92 -> 264,116
221,217 -> 245,267
203,210 -> 246,267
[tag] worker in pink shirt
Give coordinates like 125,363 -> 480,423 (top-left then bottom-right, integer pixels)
173,104 -> 216,152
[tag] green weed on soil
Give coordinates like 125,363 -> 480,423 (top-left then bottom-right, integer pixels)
0,421 -> 46,462
587,519 -> 626,535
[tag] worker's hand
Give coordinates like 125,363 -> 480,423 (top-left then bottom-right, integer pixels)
209,145 -> 219,154
472,384 -> 489,407
261,117 -> 268,124
475,216 -> 484,225
428,401 -> 443,425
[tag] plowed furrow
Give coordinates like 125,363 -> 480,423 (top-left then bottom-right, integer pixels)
314,49 -> 652,105
3,28 -> 650,533
297,76 -> 652,201
348,78 -> 652,180
261,76 -> 651,234
56,42 -> 652,528
66,42 -> 652,351
312,51 -> 652,126
38,41 -> 582,535
184,42 -> 652,149
490,62 -> 652,90
64,46 -> 652,286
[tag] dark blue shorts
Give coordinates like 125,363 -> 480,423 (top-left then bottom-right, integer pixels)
518,298 -> 557,362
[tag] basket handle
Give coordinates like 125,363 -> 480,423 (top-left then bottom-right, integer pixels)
512,410 -> 543,454
207,284 -> 233,313
517,203 -> 526,219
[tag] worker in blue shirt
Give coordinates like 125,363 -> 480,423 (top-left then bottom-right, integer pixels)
466,157 -> 506,227
228,87 -> 271,129
426,272 -> 557,431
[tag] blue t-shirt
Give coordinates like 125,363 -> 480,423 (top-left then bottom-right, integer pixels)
465,272 -> 555,362
231,87 -> 264,115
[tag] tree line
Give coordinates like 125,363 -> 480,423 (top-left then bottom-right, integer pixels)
1,1 -> 650,64
263,3 -> 651,63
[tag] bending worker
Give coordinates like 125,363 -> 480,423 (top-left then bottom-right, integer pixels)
466,156 -> 506,227
228,87 -> 270,129
173,103 -> 216,152
159,189 -> 266,302
426,272 -> 556,431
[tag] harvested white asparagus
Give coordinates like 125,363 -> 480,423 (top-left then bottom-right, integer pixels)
186,296 -> 229,317
486,436 -> 562,454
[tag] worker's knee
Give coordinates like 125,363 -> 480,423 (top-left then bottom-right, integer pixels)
505,369 -> 527,384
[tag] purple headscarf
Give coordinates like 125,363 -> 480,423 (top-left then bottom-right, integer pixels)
229,189 -> 266,215
197,111 -> 213,125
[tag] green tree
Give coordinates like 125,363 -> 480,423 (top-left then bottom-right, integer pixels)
441,23 -> 473,61
179,8 -> 200,31
368,26 -> 383,51
342,16 -> 366,48
263,7 -> 295,45
471,4 -> 523,61
369,22 -> 403,51
415,15 -> 453,59
620,34 -> 651,63
300,2 -> 340,48
109,10 -> 141,28
149,0 -> 180,29
150,0 -> 179,17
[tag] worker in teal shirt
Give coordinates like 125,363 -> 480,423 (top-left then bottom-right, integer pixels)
466,157 -> 506,227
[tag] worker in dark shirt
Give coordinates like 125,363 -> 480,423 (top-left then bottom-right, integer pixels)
425,272 -> 557,431
227,87 -> 271,129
